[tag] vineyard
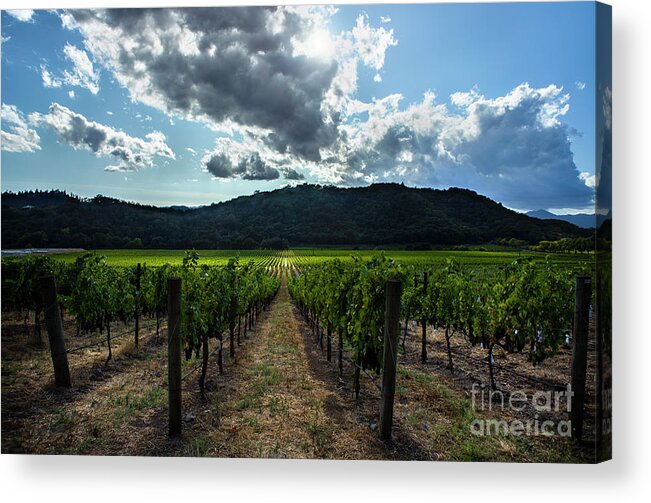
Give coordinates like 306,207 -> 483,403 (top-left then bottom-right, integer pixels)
1,249 -> 606,461
46,247 -> 595,267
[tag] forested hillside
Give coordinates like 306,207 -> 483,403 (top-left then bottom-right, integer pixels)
1,184 -> 589,249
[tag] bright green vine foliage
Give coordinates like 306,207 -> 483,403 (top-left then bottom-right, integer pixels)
289,255 -> 403,373
68,253 -> 135,335
2,251 -> 580,391
177,252 -> 280,360
290,256 -> 577,386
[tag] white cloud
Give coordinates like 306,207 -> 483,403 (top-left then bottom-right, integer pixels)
319,83 -> 591,209
63,44 -> 100,94
6,10 -> 34,22
319,12 -> 397,118
41,44 -> 100,94
350,14 -> 397,72
68,90 -> 75,99
41,66 -> 61,88
579,171 -> 596,188
575,81 -> 586,91
1,103 -> 41,153
451,87 -> 481,107
29,103 -> 175,172
380,16 -> 391,24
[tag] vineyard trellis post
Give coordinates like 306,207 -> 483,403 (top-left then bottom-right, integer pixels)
327,324 -> 332,362
421,271 -> 428,364
380,279 -> 402,441
135,263 -> 141,349
338,331 -> 344,379
168,277 -> 182,437
571,275 -> 591,442
40,275 -> 72,388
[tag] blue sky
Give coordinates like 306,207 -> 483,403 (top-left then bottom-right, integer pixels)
1,3 -> 600,212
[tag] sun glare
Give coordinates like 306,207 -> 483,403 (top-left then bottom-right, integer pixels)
299,28 -> 335,60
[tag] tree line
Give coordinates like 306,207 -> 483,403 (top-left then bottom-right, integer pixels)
1,185 -> 590,249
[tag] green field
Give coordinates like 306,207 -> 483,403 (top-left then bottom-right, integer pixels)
47,249 -> 276,266
43,248 -> 594,269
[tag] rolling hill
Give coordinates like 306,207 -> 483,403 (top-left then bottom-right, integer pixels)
1,184 -> 589,249
525,209 -> 596,229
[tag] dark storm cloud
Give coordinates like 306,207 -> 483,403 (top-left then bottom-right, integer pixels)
283,167 -> 305,180
237,153 -> 280,180
62,7 -> 340,161
205,153 -> 234,178
204,151 -> 279,181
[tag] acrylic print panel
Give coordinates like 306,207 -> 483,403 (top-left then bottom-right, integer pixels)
0,2 -> 611,462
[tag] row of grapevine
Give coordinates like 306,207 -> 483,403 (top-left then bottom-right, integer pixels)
289,256 -> 580,391
404,259 -> 578,388
2,253 -> 154,363
288,256 -> 402,395
176,251 -> 280,396
1,252 -> 280,388
1,255 -> 59,344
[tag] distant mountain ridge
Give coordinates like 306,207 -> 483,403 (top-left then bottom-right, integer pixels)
525,209 -> 597,229
1,184 -> 589,249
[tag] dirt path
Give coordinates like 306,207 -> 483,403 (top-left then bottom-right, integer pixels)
190,273 -> 402,459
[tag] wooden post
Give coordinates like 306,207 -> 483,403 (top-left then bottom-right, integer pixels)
28,311 -> 43,347
134,263 -> 141,349
380,279 -> 402,441
354,366 -> 361,399
40,275 -> 71,388
338,330 -> 344,378
326,324 -> 332,362
319,321 -> 324,350
571,275 -> 591,441
167,277 -> 182,437
421,271 -> 428,364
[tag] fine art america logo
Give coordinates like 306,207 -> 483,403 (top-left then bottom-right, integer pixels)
469,384 -> 574,437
